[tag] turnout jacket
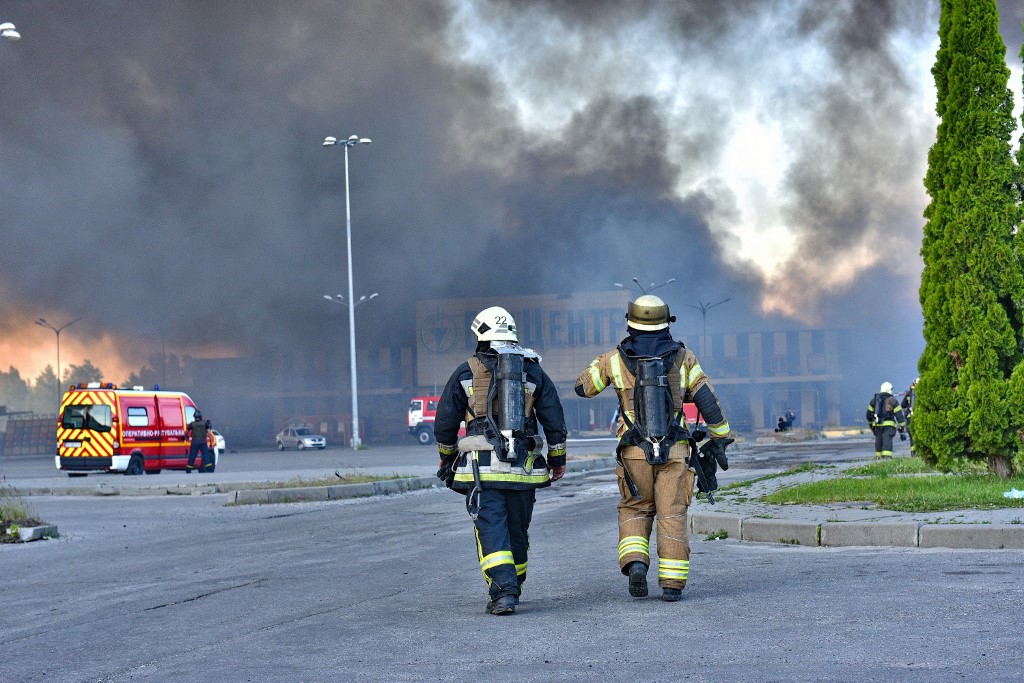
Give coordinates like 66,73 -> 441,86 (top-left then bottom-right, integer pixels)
866,393 -> 906,429
435,347 -> 567,491
575,330 -> 732,456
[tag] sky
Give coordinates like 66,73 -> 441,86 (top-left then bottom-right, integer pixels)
1,0 -> 1023,397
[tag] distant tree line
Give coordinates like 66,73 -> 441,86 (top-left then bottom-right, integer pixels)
0,354 -> 189,417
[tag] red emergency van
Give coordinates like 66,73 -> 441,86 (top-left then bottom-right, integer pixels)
55,383 -> 218,476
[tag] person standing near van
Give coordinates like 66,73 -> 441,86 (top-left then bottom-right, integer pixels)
185,411 -> 212,472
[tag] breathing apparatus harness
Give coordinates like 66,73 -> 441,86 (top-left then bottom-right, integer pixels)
871,392 -> 890,427
463,342 -> 541,519
617,346 -> 686,466
615,342 -> 730,504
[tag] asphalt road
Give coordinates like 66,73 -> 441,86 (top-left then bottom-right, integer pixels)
3,436 -> 1022,682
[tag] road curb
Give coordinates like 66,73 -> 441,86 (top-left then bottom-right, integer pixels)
689,511 -> 1024,550
5,524 -> 59,543
230,476 -> 442,505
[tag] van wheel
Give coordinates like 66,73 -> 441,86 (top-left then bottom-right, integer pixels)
124,455 -> 144,476
277,441 -> 285,451
416,428 -> 434,445
297,442 -> 306,451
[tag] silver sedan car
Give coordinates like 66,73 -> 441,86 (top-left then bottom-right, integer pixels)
275,427 -> 327,450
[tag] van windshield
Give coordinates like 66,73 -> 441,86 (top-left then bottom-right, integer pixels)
61,404 -> 112,432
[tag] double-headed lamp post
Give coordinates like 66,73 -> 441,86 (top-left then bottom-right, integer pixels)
1,22 -> 20,41
614,277 -> 677,295
687,298 -> 731,354
323,134 -> 372,449
35,317 -> 81,407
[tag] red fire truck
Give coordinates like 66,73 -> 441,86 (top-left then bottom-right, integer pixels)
56,383 -> 218,476
408,395 -> 441,445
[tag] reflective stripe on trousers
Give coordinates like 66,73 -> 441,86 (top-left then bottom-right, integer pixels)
473,487 -> 536,599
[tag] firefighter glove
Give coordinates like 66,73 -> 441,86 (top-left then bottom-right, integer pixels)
549,465 -> 565,482
695,452 -> 719,494
436,454 -> 458,488
700,437 -> 733,471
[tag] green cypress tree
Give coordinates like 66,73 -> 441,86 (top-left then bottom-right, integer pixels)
917,0 -> 1024,477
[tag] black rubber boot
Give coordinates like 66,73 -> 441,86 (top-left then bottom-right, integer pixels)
662,587 -> 682,602
627,561 -> 648,598
486,595 -> 516,615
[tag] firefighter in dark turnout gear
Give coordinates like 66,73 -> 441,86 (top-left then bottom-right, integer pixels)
434,306 -> 568,616
574,295 -> 732,602
866,381 -> 907,458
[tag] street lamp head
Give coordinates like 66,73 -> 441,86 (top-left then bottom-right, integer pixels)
1,22 -> 20,41
324,135 -> 371,148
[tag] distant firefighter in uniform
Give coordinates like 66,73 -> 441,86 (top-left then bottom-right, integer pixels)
574,294 -> 733,602
434,306 -> 568,616
866,382 -> 907,458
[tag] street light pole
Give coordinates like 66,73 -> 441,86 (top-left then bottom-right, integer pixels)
35,317 -> 81,407
323,134 -> 372,449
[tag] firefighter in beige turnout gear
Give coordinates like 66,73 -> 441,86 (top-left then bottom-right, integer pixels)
434,306 -> 568,615
575,295 -> 732,601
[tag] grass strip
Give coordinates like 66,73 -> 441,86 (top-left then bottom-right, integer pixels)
761,458 -> 1024,511
716,463 -> 820,493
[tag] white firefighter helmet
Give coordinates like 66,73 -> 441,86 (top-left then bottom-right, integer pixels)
880,381 -> 893,394
626,294 -> 675,331
471,306 -> 518,342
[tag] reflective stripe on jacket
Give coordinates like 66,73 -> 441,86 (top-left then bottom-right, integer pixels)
866,393 -> 906,428
435,350 -> 567,491
575,345 -> 731,440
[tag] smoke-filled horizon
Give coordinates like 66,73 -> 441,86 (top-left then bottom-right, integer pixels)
1,0 -> 1023,396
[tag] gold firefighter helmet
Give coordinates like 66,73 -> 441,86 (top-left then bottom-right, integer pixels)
626,295 -> 675,331
471,306 -> 518,342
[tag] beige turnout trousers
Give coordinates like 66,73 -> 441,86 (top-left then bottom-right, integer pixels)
616,442 -> 695,590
